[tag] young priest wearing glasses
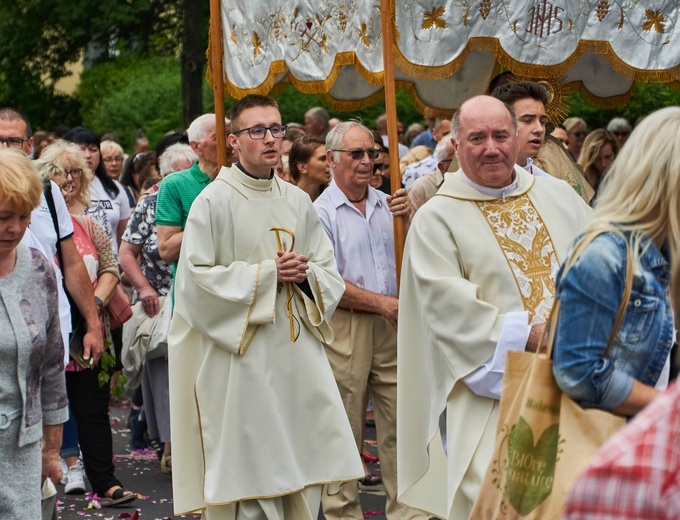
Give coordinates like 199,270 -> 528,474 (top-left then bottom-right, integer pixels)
168,96 -> 363,519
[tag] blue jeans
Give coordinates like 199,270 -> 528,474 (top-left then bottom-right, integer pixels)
60,406 -> 80,459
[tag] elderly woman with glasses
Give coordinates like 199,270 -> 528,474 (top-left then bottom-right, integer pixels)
37,143 -> 136,507
0,149 -> 68,518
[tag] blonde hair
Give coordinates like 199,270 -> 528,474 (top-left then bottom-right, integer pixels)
563,117 -> 587,133
0,148 -> 43,214
578,129 -> 618,191
34,159 -> 66,182
100,140 -> 124,158
587,106 -> 680,317
39,140 -> 91,207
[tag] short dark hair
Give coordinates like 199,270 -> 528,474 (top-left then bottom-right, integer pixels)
230,95 -> 279,131
64,126 -> 120,199
490,81 -> 550,107
488,71 -> 516,94
283,126 -> 306,143
0,107 -> 32,137
288,135 -> 326,182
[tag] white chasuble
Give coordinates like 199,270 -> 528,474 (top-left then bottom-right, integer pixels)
397,166 -> 591,519
168,166 -> 363,516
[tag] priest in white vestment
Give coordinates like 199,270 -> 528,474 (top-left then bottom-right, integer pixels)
168,95 -> 363,519
396,96 -> 591,519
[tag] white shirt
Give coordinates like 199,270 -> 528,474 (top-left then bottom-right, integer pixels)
314,180 -> 397,297
88,175 -> 131,255
525,157 -> 551,178
381,135 -> 410,160
22,182 -> 75,364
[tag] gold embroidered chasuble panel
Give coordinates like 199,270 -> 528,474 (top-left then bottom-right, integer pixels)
476,194 -> 559,325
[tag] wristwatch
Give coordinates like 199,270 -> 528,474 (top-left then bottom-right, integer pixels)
94,296 -> 103,309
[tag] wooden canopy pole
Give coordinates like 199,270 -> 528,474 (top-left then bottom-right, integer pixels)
379,0 -> 405,285
209,0 -> 228,169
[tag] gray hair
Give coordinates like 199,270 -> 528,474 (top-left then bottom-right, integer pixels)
158,143 -> 198,177
606,117 -> 632,134
187,114 -> 230,143
406,122 -> 424,134
434,134 -> 455,162
325,120 -> 374,163
305,106 -> 329,125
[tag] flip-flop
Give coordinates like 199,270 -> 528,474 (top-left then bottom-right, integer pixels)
101,488 -> 136,507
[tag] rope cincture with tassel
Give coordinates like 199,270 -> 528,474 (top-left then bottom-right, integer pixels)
271,227 -> 301,343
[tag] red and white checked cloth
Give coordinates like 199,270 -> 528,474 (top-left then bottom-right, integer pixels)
563,382 -> 680,520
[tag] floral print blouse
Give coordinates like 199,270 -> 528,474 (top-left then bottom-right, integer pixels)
122,193 -> 173,296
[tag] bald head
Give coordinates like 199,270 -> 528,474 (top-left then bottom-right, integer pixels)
450,95 -> 519,188
452,96 -> 517,142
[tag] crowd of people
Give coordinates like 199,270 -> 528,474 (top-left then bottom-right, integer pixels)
0,76 -> 677,520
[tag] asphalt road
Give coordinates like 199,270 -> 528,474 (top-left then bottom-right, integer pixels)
56,403 -> 386,519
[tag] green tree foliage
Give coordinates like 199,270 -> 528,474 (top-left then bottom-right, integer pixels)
567,83 -> 680,129
0,0 -> 184,128
78,54 -> 213,151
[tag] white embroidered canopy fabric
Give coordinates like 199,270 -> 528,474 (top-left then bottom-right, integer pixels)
216,0 -> 679,112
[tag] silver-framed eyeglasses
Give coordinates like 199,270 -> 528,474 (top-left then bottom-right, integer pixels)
0,137 -> 29,149
232,125 -> 287,140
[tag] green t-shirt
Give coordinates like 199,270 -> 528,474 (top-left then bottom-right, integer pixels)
156,161 -> 213,230
156,162 -> 213,302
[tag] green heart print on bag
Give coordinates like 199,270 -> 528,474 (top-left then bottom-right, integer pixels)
504,416 -> 559,515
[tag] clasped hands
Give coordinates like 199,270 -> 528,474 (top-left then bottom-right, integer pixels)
276,251 -> 309,283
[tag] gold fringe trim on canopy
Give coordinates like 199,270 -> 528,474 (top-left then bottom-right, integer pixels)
569,80 -> 637,110
207,9 -> 680,114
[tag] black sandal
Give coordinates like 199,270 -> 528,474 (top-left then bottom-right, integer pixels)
360,474 -> 382,486
101,488 -> 136,507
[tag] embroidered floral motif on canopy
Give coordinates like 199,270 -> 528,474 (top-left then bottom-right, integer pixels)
210,0 -> 679,114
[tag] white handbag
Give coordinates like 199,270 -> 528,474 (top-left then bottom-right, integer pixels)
147,293 -> 172,360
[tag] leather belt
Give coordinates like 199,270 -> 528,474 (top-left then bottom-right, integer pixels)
336,306 -> 377,315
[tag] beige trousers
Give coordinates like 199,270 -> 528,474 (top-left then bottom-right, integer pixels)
203,485 -> 322,520
321,310 -> 428,520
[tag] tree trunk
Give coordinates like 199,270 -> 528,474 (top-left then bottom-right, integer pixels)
181,0 -> 205,128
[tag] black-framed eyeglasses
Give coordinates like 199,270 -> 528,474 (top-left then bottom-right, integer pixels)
333,148 -> 380,161
232,125 -> 287,140
64,168 -> 83,178
373,162 -> 387,173
0,137 -> 29,149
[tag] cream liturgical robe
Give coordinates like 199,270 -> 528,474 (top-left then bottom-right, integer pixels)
168,166 -> 363,516
396,166 -> 590,519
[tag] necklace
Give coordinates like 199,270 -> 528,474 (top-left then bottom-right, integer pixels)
347,190 -> 368,203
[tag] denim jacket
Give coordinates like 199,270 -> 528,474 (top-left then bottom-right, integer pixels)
552,231 -> 673,411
